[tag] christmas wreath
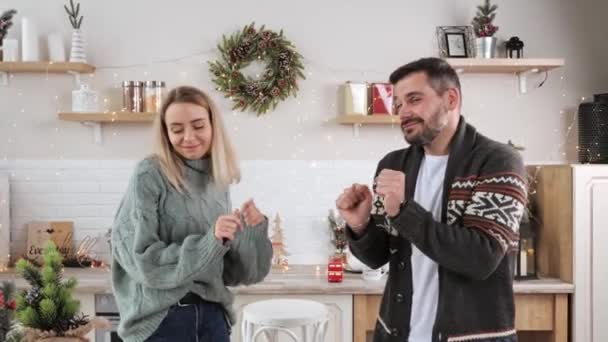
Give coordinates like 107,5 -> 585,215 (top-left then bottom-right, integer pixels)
209,23 -> 305,115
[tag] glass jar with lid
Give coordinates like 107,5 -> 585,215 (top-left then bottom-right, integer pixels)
144,81 -> 166,113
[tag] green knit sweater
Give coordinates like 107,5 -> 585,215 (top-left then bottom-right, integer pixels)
111,157 -> 272,342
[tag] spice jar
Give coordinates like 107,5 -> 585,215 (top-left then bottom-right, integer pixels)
122,81 -> 134,111
144,81 -> 166,113
133,81 -> 144,112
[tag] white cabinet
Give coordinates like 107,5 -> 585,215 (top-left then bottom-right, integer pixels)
231,294 -> 353,342
573,165 -> 608,342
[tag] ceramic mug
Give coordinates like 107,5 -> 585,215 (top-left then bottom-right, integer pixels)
362,263 -> 388,281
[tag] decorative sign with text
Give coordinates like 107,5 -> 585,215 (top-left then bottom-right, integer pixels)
26,221 -> 74,263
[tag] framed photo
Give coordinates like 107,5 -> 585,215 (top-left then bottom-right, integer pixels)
436,26 -> 476,58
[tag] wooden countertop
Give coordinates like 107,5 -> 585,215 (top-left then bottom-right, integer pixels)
0,265 -> 574,295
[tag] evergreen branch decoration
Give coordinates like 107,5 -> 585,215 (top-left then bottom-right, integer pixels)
0,281 -> 18,342
64,0 -> 83,30
209,23 -> 305,116
0,9 -> 18,42
14,242 -> 89,337
471,0 -> 499,37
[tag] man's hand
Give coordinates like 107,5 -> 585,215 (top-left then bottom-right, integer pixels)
336,184 -> 373,235
375,169 -> 406,217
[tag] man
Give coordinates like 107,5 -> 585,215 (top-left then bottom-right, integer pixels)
336,58 -> 527,342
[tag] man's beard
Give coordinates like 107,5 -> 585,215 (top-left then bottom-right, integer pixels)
402,105 -> 448,146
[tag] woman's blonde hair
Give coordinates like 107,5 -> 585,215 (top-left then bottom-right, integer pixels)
153,86 -> 241,191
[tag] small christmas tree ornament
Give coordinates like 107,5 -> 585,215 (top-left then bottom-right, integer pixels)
15,242 -> 109,341
471,0 -> 499,58
64,0 -> 86,63
270,214 -> 289,269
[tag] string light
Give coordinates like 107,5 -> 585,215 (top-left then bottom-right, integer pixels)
0,45 -> 590,268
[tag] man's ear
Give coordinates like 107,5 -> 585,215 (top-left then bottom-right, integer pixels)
445,87 -> 460,111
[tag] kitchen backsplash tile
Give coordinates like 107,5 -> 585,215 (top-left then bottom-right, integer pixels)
1,159 -> 376,265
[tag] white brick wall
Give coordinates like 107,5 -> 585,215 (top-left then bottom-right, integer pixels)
0,159 -> 376,265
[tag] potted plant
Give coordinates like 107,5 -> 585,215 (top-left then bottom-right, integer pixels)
471,0 -> 499,58
15,242 -> 109,341
0,9 -> 18,62
64,0 -> 86,63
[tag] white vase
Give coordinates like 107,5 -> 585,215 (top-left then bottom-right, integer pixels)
47,32 -> 66,62
21,17 -> 40,61
1,39 -> 19,61
69,30 -> 86,63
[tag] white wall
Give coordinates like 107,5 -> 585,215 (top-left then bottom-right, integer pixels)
0,0 -> 604,161
0,159 -> 375,265
1,0 -> 607,263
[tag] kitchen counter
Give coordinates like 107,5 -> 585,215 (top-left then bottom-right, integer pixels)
0,265 -> 574,294
1,265 -> 574,342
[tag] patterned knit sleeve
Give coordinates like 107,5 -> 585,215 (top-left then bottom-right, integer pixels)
452,168 -> 527,253
390,145 -> 527,280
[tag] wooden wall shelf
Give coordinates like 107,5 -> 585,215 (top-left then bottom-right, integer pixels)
0,62 -> 95,74
0,62 -> 96,86
336,115 -> 399,125
337,58 -> 565,135
58,112 -> 157,123
445,58 -> 564,74
58,112 -> 157,144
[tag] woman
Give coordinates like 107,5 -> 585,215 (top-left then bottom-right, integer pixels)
111,86 -> 273,342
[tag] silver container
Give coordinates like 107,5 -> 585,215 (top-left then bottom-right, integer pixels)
133,81 -> 144,112
144,81 -> 166,113
122,81 -> 134,111
475,37 -> 497,59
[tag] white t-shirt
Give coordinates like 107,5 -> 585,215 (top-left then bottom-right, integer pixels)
409,154 -> 449,342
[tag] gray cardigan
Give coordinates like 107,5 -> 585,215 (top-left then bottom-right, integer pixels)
347,117 -> 527,342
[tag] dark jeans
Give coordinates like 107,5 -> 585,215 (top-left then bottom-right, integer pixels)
145,300 -> 231,342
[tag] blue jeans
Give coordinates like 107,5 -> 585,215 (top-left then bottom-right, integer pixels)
145,300 -> 231,342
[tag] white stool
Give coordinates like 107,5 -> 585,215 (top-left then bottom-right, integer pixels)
241,299 -> 329,342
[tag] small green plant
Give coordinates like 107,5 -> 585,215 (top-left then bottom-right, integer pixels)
15,242 -> 87,336
471,0 -> 499,37
64,0 -> 83,30
0,9 -> 18,42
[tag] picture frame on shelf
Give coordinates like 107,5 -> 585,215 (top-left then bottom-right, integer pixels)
436,26 -> 476,58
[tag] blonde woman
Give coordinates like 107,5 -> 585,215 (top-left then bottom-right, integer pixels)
111,86 -> 272,342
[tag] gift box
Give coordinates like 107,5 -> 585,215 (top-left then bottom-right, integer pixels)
371,83 -> 393,115
342,81 -> 369,115
327,257 -> 344,283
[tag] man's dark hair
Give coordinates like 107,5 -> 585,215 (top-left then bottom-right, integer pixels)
389,57 -> 461,95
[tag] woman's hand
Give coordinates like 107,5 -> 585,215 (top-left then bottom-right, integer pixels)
240,199 -> 265,227
214,213 -> 243,242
